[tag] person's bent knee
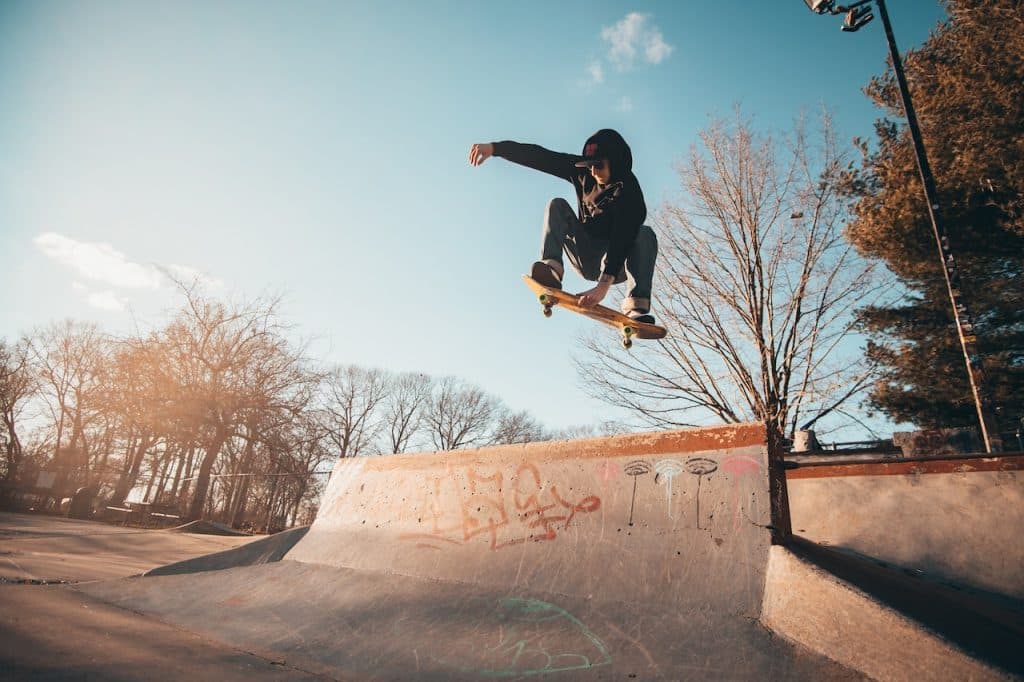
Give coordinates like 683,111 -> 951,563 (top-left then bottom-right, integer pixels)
546,197 -> 572,215
638,225 -> 657,249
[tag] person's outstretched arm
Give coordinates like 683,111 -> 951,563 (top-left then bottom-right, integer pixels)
469,141 -> 579,181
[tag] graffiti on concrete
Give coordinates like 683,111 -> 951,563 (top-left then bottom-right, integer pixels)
399,462 -> 600,551
720,454 -> 764,529
596,460 -> 623,485
432,597 -> 612,677
623,460 -> 652,526
685,457 -> 718,530
654,459 -> 685,519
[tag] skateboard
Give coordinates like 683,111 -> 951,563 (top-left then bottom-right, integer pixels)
523,275 -> 668,349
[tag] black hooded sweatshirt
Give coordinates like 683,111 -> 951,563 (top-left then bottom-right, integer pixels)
492,129 -> 647,278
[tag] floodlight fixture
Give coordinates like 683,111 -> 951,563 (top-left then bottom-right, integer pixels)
803,0 -> 875,21
842,6 -> 874,32
804,0 -> 836,13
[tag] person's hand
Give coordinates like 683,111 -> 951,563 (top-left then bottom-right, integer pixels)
468,143 -> 494,167
578,280 -> 611,308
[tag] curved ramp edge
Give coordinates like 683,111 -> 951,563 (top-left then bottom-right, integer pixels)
144,526 -> 310,577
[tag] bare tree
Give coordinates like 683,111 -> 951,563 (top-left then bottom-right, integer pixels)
104,336 -> 167,505
423,376 -> 500,450
546,421 -> 625,441
0,337 -> 36,484
382,372 -> 432,453
277,413 -> 333,526
157,282 -> 312,521
320,365 -> 389,457
490,409 -> 548,445
577,111 -> 888,439
28,320 -> 110,496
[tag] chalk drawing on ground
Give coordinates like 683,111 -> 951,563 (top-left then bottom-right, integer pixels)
431,597 -> 612,677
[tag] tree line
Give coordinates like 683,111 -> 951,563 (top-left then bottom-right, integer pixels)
0,284 -> 604,530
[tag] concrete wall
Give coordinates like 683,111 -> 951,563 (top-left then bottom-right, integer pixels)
288,423 -> 772,614
787,455 -> 1024,599
762,545 -> 1005,682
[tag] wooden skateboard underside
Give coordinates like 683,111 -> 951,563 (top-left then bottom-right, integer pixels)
523,275 -> 667,348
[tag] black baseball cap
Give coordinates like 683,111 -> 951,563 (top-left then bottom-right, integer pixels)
574,140 -> 607,168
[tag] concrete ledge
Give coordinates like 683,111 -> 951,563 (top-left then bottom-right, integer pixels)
761,545 -> 1009,681
786,456 -> 1024,600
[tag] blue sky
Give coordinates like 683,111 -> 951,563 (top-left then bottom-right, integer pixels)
0,0 -> 947,436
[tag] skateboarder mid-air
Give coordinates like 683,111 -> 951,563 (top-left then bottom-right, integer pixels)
468,129 -> 658,324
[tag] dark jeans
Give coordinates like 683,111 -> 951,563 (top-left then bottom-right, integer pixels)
540,197 -> 657,313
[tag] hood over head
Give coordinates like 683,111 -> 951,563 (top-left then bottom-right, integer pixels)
575,128 -> 633,175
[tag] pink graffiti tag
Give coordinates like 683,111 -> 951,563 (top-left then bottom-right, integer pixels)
596,460 -> 622,485
721,455 -> 764,529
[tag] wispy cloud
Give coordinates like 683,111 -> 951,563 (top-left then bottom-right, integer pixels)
34,232 -> 222,310
165,263 -> 225,290
581,12 -> 673,104
35,233 -> 162,289
71,281 -> 126,312
86,290 -> 126,312
601,13 -> 674,71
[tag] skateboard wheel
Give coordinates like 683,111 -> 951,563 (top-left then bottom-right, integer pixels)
622,337 -> 633,349
623,326 -> 635,337
543,306 -> 553,318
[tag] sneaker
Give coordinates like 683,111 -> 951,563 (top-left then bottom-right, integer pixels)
531,261 -> 562,290
627,310 -> 656,325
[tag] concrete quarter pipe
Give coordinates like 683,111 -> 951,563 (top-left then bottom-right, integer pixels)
82,423 -> 861,680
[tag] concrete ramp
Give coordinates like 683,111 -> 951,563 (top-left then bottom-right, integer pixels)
80,424 -> 860,680
288,422 -> 772,613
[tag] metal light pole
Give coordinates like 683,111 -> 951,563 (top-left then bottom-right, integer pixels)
805,0 -> 1002,452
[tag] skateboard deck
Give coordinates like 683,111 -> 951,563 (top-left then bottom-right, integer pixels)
523,275 -> 668,349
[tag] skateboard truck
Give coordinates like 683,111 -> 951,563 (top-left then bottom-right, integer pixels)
621,325 -> 636,349
539,292 -> 555,318
537,292 -> 637,349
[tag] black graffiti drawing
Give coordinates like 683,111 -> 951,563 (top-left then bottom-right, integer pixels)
623,460 -> 651,526
685,457 -> 718,529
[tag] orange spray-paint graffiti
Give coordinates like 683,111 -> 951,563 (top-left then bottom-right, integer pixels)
399,462 -> 601,551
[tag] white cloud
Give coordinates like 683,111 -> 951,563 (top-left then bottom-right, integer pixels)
616,97 -> 634,113
600,13 -> 674,71
34,232 -> 224,301
165,263 -> 225,290
587,59 -> 604,85
34,232 -> 161,289
645,32 -> 673,64
70,280 -> 126,311
86,290 -> 126,312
